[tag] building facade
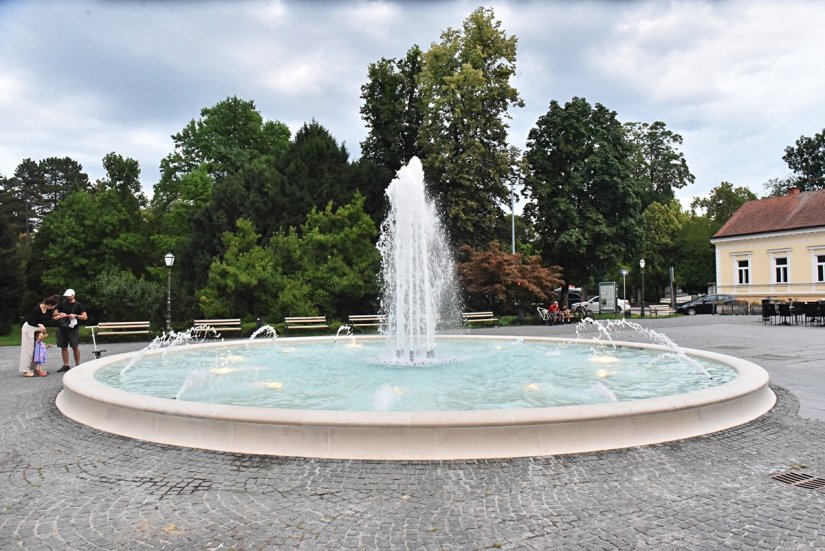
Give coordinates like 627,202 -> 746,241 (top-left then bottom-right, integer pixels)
710,188 -> 825,303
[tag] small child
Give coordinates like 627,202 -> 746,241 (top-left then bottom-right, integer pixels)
32,330 -> 49,377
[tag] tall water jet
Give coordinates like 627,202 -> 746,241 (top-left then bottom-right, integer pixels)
377,157 -> 458,362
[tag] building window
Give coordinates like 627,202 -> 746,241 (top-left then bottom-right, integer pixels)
737,259 -> 749,284
774,257 -> 788,284
818,255 -> 825,282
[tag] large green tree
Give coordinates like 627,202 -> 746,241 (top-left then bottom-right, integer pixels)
690,181 -> 757,225
360,45 -> 425,173
523,97 -> 644,294
625,121 -> 694,208
640,200 -> 685,300
417,7 -> 523,247
674,214 -> 718,294
782,128 -> 825,191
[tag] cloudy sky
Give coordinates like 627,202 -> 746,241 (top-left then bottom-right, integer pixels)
2,0 -> 824,207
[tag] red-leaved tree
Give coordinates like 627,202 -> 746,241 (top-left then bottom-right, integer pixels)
457,242 -> 563,314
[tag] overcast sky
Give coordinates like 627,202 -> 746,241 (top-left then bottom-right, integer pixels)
2,0 -> 824,207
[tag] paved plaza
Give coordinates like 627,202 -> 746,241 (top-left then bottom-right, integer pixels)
1,316 -> 824,550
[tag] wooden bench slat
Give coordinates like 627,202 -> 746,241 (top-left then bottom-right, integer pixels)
461,311 -> 498,325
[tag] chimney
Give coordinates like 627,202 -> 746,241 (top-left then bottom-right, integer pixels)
788,187 -> 801,195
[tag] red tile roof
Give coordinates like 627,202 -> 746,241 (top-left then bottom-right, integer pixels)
713,188 -> 825,238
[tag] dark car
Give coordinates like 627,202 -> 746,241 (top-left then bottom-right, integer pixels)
675,294 -> 736,315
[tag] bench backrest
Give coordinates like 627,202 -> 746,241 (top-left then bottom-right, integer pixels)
462,312 -> 495,318
285,316 -> 327,323
194,318 -> 241,324
97,321 -> 151,330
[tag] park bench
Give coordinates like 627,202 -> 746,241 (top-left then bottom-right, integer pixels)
462,311 -> 498,326
90,321 -> 151,359
348,314 -> 387,330
193,318 -> 242,338
284,316 -> 329,333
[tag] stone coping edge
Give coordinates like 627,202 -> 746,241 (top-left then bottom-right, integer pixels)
56,335 -> 776,460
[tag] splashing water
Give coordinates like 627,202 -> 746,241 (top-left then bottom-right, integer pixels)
249,325 -> 277,341
591,381 -> 618,402
575,318 -> 713,378
377,157 -> 459,363
336,325 -> 353,338
120,328 -> 205,376
373,383 -> 401,411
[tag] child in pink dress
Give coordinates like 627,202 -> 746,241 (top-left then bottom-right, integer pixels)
32,330 -> 49,377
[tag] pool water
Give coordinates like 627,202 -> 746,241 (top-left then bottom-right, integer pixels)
94,337 -> 736,412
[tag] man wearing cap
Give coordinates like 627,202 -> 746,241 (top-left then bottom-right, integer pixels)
54,289 -> 88,372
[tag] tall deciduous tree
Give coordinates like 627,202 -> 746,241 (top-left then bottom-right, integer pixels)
523,97 -> 643,294
154,96 -> 291,209
782,128 -> 825,191
690,181 -> 757,224
625,121 -> 694,208
674,215 -> 718,294
360,45 -> 425,172
417,7 -> 523,247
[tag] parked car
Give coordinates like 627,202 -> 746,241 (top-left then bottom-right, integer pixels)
578,296 -> 631,314
675,294 -> 737,315
552,288 -> 582,307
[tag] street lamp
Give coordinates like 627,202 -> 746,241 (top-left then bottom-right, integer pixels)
620,268 -> 629,317
164,252 -> 175,332
639,258 -> 646,318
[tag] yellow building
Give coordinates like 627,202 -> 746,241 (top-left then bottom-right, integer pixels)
710,188 -> 825,303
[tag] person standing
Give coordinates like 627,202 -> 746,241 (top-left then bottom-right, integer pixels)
54,289 -> 88,373
32,330 -> 49,377
19,295 -> 60,377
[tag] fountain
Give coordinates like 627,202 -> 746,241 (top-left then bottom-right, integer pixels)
56,158 -> 776,460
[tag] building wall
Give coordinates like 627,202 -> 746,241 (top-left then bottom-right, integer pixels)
711,227 -> 825,302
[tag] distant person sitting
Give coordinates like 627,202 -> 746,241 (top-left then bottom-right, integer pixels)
548,300 -> 560,323
560,305 -> 572,323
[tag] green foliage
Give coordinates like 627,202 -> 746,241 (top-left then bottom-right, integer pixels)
198,219 -> 281,319
457,241 -> 563,314
157,95 -> 291,191
640,201 -> 685,300
418,7 -> 523,247
690,181 -> 757,224
782,128 -> 825,191
0,211 -> 22,333
0,157 -> 91,236
198,195 -> 380,322
674,215 -> 719,294
523,97 -> 643,289
625,121 -> 694,208
360,45 -> 424,172
29,154 -> 152,314
92,269 -> 163,323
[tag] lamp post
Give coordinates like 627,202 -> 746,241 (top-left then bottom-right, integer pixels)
620,268 -> 629,317
639,258 -> 646,318
510,181 -> 516,254
164,252 -> 175,332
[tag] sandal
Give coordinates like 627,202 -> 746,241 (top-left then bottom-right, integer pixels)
35,369 -> 48,377
22,371 -> 35,377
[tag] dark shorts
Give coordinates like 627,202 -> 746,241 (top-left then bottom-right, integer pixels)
57,328 -> 80,349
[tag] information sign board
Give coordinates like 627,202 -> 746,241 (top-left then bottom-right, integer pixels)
599,282 -> 617,313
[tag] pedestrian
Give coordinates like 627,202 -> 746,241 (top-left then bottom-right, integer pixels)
19,295 -> 60,377
54,289 -> 88,373
32,330 -> 50,377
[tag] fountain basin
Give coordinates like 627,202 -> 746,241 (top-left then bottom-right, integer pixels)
56,336 -> 775,460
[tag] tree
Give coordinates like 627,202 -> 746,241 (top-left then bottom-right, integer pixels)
523,97 -> 644,296
29,154 -> 152,312
0,211 -> 22,333
690,181 -> 757,224
154,96 -> 291,208
0,157 -> 91,237
640,200 -> 684,300
417,7 -> 523,247
457,241 -> 562,314
782,128 -> 825,191
360,45 -> 425,172
674,214 -> 718,294
625,121 -> 694,208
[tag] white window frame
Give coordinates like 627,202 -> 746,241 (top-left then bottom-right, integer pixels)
809,246 -> 825,284
731,253 -> 751,286
768,248 -> 792,286
774,257 -> 789,284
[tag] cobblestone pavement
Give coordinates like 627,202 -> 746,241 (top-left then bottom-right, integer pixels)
1,316 -> 824,550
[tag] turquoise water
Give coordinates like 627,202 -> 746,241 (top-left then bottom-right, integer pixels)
94,338 -> 736,412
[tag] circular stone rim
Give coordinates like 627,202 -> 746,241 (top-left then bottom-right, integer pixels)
56,335 -> 776,460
